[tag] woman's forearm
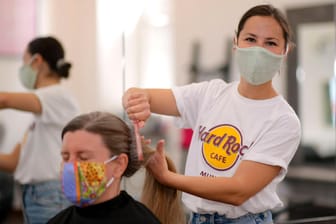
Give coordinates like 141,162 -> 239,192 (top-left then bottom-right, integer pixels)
165,172 -> 246,205
0,143 -> 21,173
0,92 -> 42,113
146,89 -> 180,116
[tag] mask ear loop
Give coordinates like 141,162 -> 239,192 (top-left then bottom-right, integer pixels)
233,36 -> 238,50
104,155 -> 119,187
105,177 -> 115,188
283,43 -> 289,56
277,44 -> 289,77
28,54 -> 38,65
104,155 -> 119,164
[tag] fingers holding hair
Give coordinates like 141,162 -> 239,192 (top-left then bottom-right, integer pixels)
146,139 -> 169,184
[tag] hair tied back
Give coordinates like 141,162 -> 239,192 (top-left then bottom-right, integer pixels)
57,58 -> 66,69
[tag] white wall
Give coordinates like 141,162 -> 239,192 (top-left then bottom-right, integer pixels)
38,0 -> 98,113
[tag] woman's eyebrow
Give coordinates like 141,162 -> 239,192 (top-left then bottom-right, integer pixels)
242,33 -> 257,37
265,37 -> 280,41
243,33 -> 279,41
60,149 -> 94,156
77,151 -> 94,156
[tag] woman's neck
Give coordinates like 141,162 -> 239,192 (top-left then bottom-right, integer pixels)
93,182 -> 121,205
238,79 -> 278,99
36,73 -> 60,88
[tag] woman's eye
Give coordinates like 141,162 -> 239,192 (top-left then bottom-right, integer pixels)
245,37 -> 256,42
266,41 -> 277,46
79,156 -> 89,161
61,154 -> 69,162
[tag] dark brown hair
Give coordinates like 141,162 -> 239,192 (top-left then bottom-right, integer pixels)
236,4 -> 294,49
61,111 -> 186,224
28,36 -> 71,78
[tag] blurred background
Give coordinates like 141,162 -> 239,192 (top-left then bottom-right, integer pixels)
0,0 -> 335,223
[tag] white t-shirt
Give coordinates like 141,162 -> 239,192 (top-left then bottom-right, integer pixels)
172,79 -> 301,218
14,85 -> 80,184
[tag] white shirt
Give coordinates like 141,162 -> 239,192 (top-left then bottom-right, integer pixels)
14,85 -> 80,184
172,79 -> 301,218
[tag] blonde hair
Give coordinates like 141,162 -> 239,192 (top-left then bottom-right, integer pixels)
62,111 -> 186,224
142,144 -> 186,224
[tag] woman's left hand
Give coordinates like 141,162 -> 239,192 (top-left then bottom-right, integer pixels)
146,139 -> 170,184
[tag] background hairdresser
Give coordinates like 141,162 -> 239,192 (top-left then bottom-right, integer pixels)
0,36 -> 80,224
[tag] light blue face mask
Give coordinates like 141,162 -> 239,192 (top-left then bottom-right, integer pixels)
18,55 -> 38,90
235,46 -> 285,85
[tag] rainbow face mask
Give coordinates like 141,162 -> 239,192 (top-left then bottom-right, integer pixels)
61,156 -> 118,207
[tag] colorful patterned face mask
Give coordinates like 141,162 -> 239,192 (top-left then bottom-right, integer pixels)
61,155 -> 118,207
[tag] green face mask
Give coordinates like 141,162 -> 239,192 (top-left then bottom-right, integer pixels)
235,46 -> 285,85
18,56 -> 38,90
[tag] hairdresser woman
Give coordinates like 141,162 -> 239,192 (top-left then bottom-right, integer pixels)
123,4 -> 301,224
0,36 -> 80,224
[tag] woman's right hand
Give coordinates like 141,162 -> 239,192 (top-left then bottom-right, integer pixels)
122,88 -> 151,127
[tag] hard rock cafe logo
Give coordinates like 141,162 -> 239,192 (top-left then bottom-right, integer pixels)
199,124 -> 249,171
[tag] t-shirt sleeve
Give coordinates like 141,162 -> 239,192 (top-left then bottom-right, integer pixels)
172,79 -> 228,128
242,113 -> 301,174
35,86 -> 80,125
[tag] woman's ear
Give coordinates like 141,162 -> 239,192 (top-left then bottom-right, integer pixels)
30,54 -> 44,72
110,153 -> 128,178
31,53 -> 43,65
232,36 -> 238,51
286,44 -> 294,55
